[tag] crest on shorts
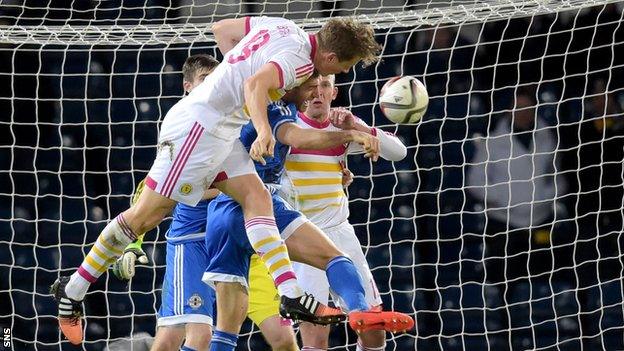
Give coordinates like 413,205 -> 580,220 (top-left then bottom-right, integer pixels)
188,294 -> 203,309
179,183 -> 193,195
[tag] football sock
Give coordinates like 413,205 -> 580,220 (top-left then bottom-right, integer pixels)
65,214 -> 136,300
210,329 -> 238,351
325,256 -> 369,311
180,346 -> 197,351
245,216 -> 302,298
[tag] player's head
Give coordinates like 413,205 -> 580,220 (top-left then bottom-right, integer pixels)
282,72 -> 321,112
314,18 -> 381,75
182,54 -> 220,93
305,74 -> 336,119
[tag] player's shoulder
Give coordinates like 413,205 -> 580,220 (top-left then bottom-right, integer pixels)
268,100 -> 297,118
250,16 -> 297,30
249,16 -> 296,25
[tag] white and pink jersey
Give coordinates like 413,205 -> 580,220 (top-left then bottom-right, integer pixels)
280,112 -> 407,229
181,16 -> 317,141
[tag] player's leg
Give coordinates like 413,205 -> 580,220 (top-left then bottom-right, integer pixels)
284,221 -> 414,333
210,282 -> 248,351
291,261 -> 331,350
51,117 -> 225,344
202,200 -> 255,351
328,224 -> 385,350
212,139 -> 303,299
151,326 -> 185,351
299,324 -> 330,351
156,240 -> 215,351
247,255 -> 298,351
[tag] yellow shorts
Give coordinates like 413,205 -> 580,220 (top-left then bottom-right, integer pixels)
247,254 -> 280,326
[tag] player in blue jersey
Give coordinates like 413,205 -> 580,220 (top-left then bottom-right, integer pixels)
202,76 -> 414,351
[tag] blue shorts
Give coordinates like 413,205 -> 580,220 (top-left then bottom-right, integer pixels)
201,193 -> 308,289
158,240 -> 215,326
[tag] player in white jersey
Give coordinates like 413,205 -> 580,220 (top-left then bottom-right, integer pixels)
51,16 -> 382,345
281,74 -> 407,351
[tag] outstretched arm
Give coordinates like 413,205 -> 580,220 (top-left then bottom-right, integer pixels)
276,122 -> 380,160
330,107 -> 407,161
212,17 -> 249,55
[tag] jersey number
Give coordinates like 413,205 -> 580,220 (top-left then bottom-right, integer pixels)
228,30 -> 270,64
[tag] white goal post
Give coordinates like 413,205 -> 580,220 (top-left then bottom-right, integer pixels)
1,1 -> 623,350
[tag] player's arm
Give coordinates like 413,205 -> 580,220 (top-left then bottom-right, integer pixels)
330,107 -> 407,161
212,18 -> 248,55
276,122 -> 380,160
245,62 -> 283,164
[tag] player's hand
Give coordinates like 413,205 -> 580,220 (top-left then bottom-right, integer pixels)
250,128 -> 276,165
351,131 -> 380,161
329,107 -> 357,130
112,241 -> 148,281
341,165 -> 354,188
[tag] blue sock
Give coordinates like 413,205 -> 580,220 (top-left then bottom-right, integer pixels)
180,346 -> 197,351
326,256 -> 369,311
210,329 -> 238,351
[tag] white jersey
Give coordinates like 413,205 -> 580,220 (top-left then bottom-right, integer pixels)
280,112 -> 408,229
182,16 -> 317,141
280,113 -> 349,228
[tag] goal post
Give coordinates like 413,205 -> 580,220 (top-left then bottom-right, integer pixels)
1,1 -> 623,350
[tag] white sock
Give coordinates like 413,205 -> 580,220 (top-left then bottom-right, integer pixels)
65,214 -> 135,300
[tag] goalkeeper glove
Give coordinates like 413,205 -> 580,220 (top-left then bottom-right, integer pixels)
112,239 -> 148,281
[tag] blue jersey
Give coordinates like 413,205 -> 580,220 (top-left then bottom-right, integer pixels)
239,100 -> 297,185
166,200 -> 209,243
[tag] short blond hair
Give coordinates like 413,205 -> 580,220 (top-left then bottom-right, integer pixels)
317,18 -> 381,67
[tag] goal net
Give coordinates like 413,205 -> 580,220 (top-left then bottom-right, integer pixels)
1,0 -> 623,350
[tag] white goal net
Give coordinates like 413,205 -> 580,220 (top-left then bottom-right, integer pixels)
1,1 -> 623,350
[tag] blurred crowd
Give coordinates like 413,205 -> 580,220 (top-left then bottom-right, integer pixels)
0,2 -> 623,350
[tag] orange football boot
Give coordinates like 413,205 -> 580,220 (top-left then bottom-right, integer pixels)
349,309 -> 415,333
50,276 -> 84,345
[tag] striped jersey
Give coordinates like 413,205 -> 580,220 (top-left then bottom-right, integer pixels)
280,112 -> 350,228
280,112 -> 408,229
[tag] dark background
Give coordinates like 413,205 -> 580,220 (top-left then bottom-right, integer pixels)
0,1 -> 623,350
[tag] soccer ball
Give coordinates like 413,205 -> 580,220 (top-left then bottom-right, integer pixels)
379,76 -> 429,124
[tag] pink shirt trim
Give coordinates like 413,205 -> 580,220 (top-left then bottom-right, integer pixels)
290,145 -> 347,157
244,17 -> 251,35
309,34 -> 317,61
269,61 -> 284,89
298,112 -> 330,129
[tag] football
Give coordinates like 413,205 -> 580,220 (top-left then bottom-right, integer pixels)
379,76 -> 429,124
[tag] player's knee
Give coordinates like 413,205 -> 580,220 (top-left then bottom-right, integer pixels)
183,328 -> 212,351
319,249 -> 347,267
124,203 -> 169,233
243,186 -> 272,211
151,327 -> 185,351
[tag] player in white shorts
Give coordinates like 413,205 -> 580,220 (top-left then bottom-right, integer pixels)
281,74 -> 408,351
51,16 -> 383,345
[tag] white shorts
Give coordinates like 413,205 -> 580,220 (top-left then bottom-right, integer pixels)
292,221 -> 382,311
146,107 -> 255,206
